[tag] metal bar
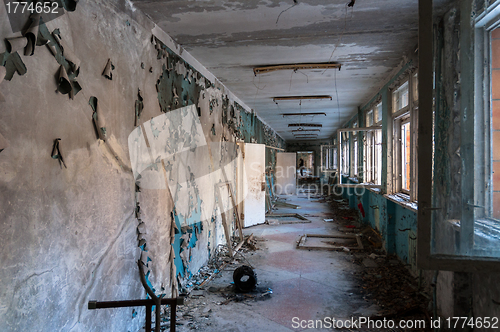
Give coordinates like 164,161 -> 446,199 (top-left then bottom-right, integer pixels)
88,298 -> 181,309
170,303 -> 177,332
138,261 -> 161,332
146,304 -> 152,332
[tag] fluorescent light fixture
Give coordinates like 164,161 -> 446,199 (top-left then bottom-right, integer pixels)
282,112 -> 327,117
291,129 -> 321,133
273,96 -> 332,102
288,123 -> 322,128
253,62 -> 341,75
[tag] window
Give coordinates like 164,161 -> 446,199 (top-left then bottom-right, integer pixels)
341,132 -> 349,175
352,120 -> 358,178
375,102 -> 382,123
401,120 -> 411,191
393,81 -> 409,113
363,109 -> 376,184
321,145 -> 338,171
366,110 -> 373,127
375,130 -> 382,185
392,78 -> 417,198
363,104 -> 382,185
353,136 -> 358,177
418,0 -> 500,270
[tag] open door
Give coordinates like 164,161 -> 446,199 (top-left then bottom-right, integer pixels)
237,143 -> 266,227
276,152 -> 296,195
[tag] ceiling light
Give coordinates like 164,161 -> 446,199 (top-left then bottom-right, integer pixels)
293,134 -> 318,138
288,123 -> 322,127
253,62 -> 341,75
291,129 -> 320,132
282,112 -> 326,117
273,96 -> 332,103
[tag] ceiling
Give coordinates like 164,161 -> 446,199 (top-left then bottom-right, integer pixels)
131,0 -> 448,142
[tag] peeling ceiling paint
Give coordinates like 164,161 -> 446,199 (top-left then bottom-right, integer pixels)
132,0 -> 453,141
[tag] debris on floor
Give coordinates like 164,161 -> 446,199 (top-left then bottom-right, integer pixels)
176,234 -> 260,294
265,213 -> 311,225
296,233 -> 364,251
233,265 -> 257,292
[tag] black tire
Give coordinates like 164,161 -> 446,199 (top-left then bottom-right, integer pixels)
233,265 -> 257,292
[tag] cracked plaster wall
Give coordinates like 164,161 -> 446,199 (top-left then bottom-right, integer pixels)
0,0 -> 283,330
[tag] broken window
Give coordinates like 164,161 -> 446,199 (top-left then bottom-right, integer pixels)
418,0 -> 500,270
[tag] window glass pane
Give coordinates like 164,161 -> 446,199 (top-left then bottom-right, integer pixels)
401,122 -> 411,191
366,110 -> 373,127
431,23 -> 500,259
375,130 -> 382,185
393,81 -> 409,112
364,132 -> 372,182
413,73 -> 419,101
333,148 -> 337,169
375,103 -> 382,123
353,139 -> 358,177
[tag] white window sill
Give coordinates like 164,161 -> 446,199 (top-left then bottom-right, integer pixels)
384,193 -> 418,212
367,186 -> 382,193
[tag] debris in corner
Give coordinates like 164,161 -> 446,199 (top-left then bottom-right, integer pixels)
102,58 -> 114,80
162,235 -> 267,329
51,138 -> 67,168
134,89 -> 144,126
89,96 -> 107,141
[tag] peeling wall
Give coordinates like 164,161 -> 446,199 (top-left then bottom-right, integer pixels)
0,0 -> 283,330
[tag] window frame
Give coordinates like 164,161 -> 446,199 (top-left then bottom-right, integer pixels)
337,126 -> 382,189
417,0 -> 500,272
391,74 -> 418,201
363,103 -> 383,185
320,144 -> 338,172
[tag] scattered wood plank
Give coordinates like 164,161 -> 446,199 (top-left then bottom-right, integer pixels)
274,201 -> 301,209
265,213 -> 311,225
296,233 -> 363,251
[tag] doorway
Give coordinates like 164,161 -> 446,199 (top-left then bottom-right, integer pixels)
296,151 -> 314,179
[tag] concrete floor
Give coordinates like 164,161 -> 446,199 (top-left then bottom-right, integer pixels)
168,192 -> 384,332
